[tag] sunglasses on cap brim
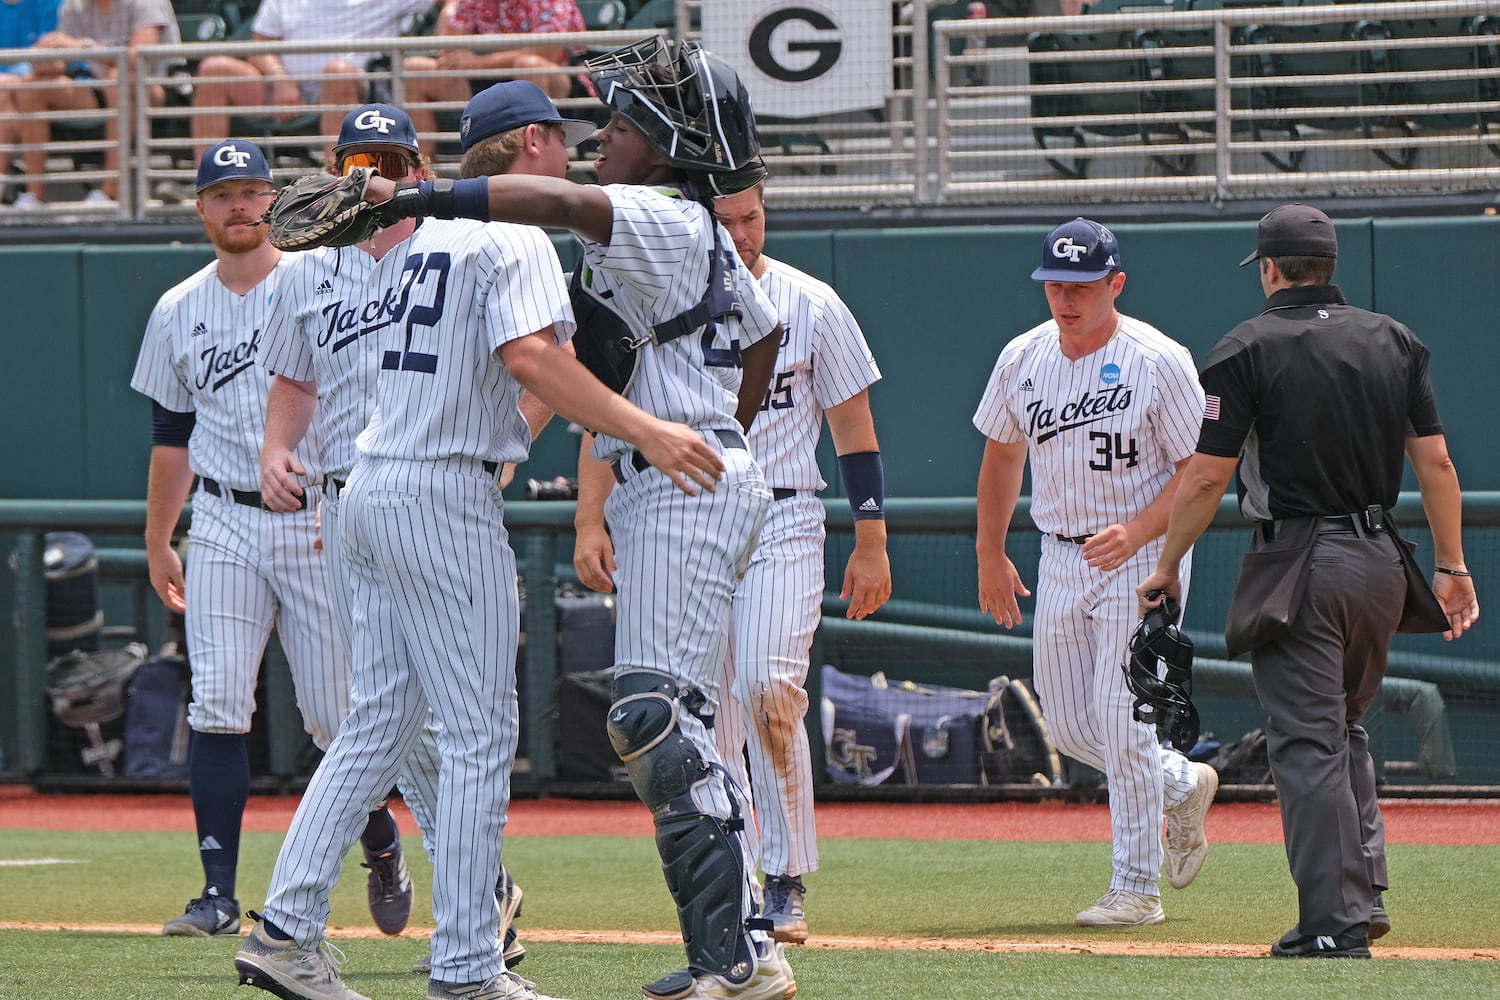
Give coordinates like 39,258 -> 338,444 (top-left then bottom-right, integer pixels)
339,150 -> 418,178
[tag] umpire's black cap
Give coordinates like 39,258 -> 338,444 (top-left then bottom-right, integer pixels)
1031,217 -> 1121,282
1239,203 -> 1339,266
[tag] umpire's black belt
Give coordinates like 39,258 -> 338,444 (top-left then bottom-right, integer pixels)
1261,506 -> 1389,541
611,428 -> 745,485
201,477 -> 309,512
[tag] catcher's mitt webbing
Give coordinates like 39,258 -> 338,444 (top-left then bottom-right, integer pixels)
263,167 -> 381,251
384,177 -> 492,222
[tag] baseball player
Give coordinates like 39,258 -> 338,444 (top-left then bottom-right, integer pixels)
233,81 -> 724,1000
972,218 -> 1219,926
256,101 -> 561,972
130,139 -> 406,940
347,37 -> 797,1000
708,165 -> 891,943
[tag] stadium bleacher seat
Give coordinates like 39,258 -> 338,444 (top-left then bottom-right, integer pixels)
576,0 -> 629,30
1027,27 -> 1197,177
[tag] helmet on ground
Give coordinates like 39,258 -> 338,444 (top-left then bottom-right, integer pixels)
1124,594 -> 1200,752
586,36 -> 760,175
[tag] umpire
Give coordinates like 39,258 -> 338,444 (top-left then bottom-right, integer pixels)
1136,203 -> 1479,958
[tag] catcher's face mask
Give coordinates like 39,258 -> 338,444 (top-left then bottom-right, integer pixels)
1124,594 -> 1200,752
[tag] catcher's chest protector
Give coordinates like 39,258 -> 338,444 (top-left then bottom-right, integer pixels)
566,222 -> 745,397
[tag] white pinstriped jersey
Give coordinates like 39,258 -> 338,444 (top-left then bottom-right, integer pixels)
972,314 -> 1204,535
355,219 -> 573,465
130,254 -> 326,489
257,245 -> 383,479
750,257 -> 881,491
577,184 -> 780,462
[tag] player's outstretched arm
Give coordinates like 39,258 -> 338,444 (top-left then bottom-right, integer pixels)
572,434 -> 618,594
498,331 -> 724,495
260,374 -> 318,512
145,444 -> 195,613
364,173 -> 617,245
976,437 -> 1031,628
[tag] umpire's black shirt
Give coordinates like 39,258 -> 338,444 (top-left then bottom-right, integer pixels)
1195,283 -> 1444,521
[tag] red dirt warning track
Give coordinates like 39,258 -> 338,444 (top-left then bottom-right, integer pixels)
1,788 -> 1495,845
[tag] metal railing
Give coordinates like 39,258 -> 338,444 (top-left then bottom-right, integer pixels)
5,491 -> 1496,786
4,1 -> 1493,223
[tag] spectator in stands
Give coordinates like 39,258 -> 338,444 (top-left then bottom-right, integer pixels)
404,0 -> 589,141
0,0 -> 62,196
9,0 -> 178,208
187,0 -> 440,167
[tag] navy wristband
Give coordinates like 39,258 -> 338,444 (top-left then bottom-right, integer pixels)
838,450 -> 885,520
450,177 -> 491,222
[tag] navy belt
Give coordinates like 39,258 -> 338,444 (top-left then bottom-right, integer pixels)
611,428 -> 744,485
324,460 -> 498,499
201,477 -> 308,512
1052,532 -> 1094,544
772,488 -> 799,501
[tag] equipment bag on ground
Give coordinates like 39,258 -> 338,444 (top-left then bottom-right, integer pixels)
820,665 -> 1063,787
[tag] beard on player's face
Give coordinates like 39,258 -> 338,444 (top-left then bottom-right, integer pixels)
202,213 -> 268,254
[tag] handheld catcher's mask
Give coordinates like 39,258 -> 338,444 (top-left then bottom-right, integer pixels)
586,37 -> 761,176
1124,594 -> 1200,752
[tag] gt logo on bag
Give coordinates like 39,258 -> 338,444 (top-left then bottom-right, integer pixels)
827,726 -> 878,779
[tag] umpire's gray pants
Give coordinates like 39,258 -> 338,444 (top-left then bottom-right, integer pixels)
1250,527 -> 1404,936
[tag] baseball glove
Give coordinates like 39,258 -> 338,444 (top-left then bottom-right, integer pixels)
262,167 -> 383,251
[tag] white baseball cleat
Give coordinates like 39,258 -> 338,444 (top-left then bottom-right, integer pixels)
234,920 -> 371,1000
1164,761 -> 1219,889
1074,890 -> 1166,927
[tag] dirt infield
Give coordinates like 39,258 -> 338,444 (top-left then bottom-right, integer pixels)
4,788 -> 1495,961
2,787 -> 1497,846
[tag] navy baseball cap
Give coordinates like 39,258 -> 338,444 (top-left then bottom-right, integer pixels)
459,80 -> 597,152
196,139 -> 272,193
333,103 -> 421,158
1031,217 -> 1121,282
1239,203 -> 1338,266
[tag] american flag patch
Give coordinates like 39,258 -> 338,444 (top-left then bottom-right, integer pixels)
1203,395 -> 1221,420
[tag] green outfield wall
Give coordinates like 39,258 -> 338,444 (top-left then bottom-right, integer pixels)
1,215 -> 1494,504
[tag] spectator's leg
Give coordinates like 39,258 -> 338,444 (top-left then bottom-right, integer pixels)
491,51 -> 572,101
16,73 -> 96,202
317,60 -> 366,165
190,55 -> 268,160
0,73 -> 19,182
401,55 -> 471,144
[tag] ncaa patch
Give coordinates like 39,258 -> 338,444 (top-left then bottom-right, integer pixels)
1100,362 -> 1121,385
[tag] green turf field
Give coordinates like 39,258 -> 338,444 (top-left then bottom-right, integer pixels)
2,830 -> 1497,998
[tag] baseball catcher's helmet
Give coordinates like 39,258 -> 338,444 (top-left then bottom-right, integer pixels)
1124,594 -> 1200,752
586,37 -> 760,176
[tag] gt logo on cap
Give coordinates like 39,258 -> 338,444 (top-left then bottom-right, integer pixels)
1052,236 -> 1089,262
355,109 -> 396,134
214,144 -> 252,168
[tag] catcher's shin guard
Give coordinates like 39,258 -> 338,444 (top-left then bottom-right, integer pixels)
608,670 -> 755,977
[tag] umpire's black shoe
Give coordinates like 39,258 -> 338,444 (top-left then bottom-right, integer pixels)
1270,926 -> 1371,959
1369,892 -> 1391,941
